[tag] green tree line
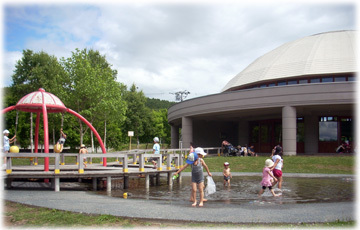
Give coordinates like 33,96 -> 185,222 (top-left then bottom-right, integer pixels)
2,49 -> 176,152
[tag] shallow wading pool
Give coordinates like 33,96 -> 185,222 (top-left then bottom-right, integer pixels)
97,175 -> 355,207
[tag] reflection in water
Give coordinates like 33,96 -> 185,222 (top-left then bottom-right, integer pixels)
96,176 -> 354,206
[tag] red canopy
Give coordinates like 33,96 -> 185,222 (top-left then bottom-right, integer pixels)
2,88 -> 107,171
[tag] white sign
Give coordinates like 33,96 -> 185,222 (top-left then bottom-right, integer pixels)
128,131 -> 134,137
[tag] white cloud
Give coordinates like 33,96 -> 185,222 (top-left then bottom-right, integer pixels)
1,51 -> 22,88
2,2 -> 356,101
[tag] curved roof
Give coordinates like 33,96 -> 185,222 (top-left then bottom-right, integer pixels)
222,30 -> 356,92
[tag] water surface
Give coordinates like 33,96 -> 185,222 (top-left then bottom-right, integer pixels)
97,175 -> 354,206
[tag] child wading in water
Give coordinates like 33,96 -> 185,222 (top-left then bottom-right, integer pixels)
173,147 -> 212,207
259,159 -> 279,197
223,162 -> 232,186
79,144 -> 88,168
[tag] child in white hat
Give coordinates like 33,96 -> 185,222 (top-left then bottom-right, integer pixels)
174,147 -> 212,207
259,159 -> 279,197
3,129 -> 16,167
223,162 -> 232,186
151,137 -> 160,168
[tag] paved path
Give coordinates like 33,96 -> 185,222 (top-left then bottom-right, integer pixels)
3,173 -> 355,224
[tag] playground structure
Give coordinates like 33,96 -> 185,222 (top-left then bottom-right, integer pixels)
2,88 -> 107,171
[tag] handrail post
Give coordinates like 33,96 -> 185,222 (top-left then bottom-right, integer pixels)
157,155 -> 162,171
6,155 -> 12,174
123,154 -> 128,172
55,154 -> 60,174
78,153 -> 84,173
166,153 -> 172,170
60,153 -> 65,165
139,153 -> 145,172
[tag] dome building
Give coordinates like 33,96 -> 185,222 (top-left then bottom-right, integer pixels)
168,30 -> 356,155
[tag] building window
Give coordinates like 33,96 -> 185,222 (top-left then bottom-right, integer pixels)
348,76 -> 355,81
322,77 -> 333,82
335,76 -> 346,82
299,79 -> 308,84
319,117 -> 338,141
287,80 -> 297,85
297,120 -> 305,142
250,124 -> 259,143
277,81 -> 286,86
311,78 -> 321,83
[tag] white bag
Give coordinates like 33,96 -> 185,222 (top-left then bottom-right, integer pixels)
205,176 -> 216,196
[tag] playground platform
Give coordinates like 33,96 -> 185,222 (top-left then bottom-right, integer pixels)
3,152 -> 181,192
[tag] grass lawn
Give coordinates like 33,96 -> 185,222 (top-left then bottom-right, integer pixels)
187,155 -> 355,174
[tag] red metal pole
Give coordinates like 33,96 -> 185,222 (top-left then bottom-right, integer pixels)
41,92 -> 49,171
66,108 -> 107,166
1,105 -> 16,114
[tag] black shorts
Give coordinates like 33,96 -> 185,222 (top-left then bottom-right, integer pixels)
262,186 -> 273,190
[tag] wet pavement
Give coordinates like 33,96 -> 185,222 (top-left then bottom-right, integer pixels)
3,172 -> 355,224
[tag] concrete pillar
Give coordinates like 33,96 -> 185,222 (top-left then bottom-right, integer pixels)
107,176 -> 111,192
171,125 -> 179,149
92,178 -> 97,191
282,106 -> 297,156
54,177 -> 60,192
305,115 -> 319,154
145,174 -> 150,189
124,176 -> 129,189
181,117 -> 193,150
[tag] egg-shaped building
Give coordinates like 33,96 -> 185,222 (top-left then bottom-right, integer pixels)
168,30 -> 356,155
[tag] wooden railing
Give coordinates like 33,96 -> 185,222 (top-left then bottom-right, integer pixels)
4,147 -> 222,175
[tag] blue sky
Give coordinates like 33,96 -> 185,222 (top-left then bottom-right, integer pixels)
2,1 -> 357,101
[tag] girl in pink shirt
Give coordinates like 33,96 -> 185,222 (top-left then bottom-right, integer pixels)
259,159 -> 279,197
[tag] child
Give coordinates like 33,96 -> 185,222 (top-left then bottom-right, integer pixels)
271,150 -> 284,189
3,129 -> 16,167
174,147 -> 212,207
79,144 -> 88,168
3,130 -> 16,153
259,159 -> 279,197
151,137 -> 160,168
56,128 -> 67,153
223,162 -> 232,186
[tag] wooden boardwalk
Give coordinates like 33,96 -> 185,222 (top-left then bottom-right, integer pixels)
3,152 -> 182,192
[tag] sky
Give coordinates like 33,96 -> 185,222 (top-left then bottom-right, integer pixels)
1,0 -> 357,102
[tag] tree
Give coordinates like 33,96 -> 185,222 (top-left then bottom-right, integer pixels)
151,109 -> 171,144
61,48 -> 126,149
123,84 -> 152,147
11,49 -> 68,101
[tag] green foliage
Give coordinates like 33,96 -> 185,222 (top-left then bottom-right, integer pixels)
10,49 -> 68,100
146,98 -> 176,110
122,84 -> 152,144
3,48 -> 173,151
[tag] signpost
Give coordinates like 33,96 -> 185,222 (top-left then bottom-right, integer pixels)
128,131 -> 134,151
